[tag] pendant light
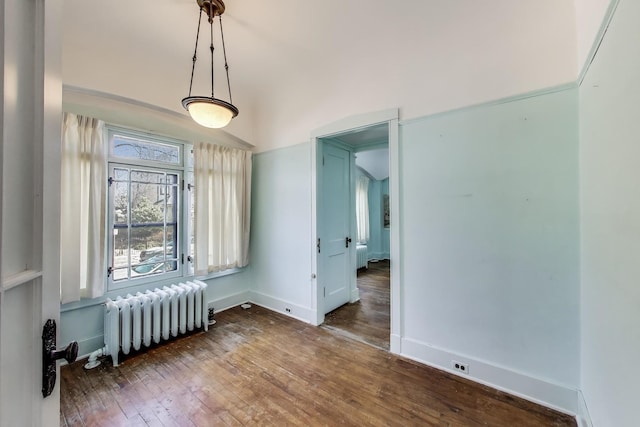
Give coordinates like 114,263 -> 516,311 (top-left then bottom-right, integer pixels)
182,0 -> 238,129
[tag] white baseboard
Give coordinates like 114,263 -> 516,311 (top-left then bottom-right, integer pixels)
75,335 -> 106,360
576,390 -> 593,427
248,290 -> 314,324
390,333 -> 402,354
350,287 -> 360,303
401,337 -> 579,416
208,290 -> 251,313
368,252 -> 390,261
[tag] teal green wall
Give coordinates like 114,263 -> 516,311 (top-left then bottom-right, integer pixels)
399,87 -> 580,388
250,143 -> 313,316
579,0 -> 640,425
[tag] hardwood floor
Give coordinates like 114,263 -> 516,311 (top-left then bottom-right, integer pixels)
323,260 -> 390,350
60,305 -> 576,426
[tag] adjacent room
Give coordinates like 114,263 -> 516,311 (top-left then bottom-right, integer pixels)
0,1 -> 638,426
322,130 -> 392,350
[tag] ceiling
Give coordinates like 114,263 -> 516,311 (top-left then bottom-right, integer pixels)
356,148 -> 389,181
327,123 -> 389,180
64,0 -> 405,141
331,123 -> 389,147
61,0 -> 577,150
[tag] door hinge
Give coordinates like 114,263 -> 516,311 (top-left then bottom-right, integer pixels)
345,236 -> 352,248
108,177 -> 114,186
317,238 -> 321,253
181,253 -> 184,264
323,156 -> 325,166
323,287 -> 326,297
107,266 -> 113,277
181,179 -> 185,191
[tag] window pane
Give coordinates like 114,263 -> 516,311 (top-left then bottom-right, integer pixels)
114,168 -> 129,181
112,232 -> 130,282
112,267 -> 129,282
165,184 -> 178,223
188,173 -> 195,259
112,135 -> 180,164
131,170 -> 164,184
113,182 -> 128,225
131,260 -> 169,278
131,226 -> 165,255
131,191 -> 164,225
165,226 -> 178,259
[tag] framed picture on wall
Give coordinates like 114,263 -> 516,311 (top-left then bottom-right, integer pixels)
383,194 -> 390,228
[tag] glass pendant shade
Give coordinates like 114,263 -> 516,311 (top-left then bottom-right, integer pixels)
182,97 -> 239,129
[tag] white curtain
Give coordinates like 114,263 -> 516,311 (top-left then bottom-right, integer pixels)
356,174 -> 370,244
194,142 -> 252,276
60,113 -> 107,303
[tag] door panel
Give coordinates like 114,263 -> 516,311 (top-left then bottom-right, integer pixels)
1,281 -> 42,425
0,0 -> 62,424
321,144 -> 351,313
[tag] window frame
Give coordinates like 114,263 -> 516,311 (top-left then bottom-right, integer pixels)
106,126 -> 194,293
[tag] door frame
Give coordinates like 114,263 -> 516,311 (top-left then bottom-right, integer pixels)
310,108 -> 402,354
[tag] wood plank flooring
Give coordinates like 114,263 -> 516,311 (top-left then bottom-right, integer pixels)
323,260 -> 391,350
60,304 -> 576,426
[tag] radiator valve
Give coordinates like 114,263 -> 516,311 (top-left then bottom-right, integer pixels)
84,347 -> 105,370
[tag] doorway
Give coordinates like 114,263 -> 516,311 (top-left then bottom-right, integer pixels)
324,259 -> 391,349
313,117 -> 393,350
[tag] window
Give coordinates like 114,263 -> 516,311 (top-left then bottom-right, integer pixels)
356,174 -> 370,243
107,128 -> 192,291
112,133 -> 180,164
61,114 -> 253,303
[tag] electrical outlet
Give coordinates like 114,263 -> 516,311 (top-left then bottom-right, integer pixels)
451,360 -> 469,374
285,307 -> 291,313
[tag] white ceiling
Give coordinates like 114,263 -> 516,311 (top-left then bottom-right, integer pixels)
330,123 -> 389,180
356,148 -> 389,181
62,0 -> 578,150
331,123 -> 388,147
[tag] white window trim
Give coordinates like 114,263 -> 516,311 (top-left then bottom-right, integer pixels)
106,126 -> 193,293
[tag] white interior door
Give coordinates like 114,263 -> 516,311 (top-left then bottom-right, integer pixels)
0,0 -> 63,425
320,143 -> 352,314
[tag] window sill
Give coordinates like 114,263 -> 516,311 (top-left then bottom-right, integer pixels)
60,266 -> 247,313
195,266 -> 246,281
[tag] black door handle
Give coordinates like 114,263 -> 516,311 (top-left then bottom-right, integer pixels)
42,319 -> 78,398
345,237 -> 352,248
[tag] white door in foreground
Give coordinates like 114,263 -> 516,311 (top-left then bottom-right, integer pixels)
0,0 -> 63,425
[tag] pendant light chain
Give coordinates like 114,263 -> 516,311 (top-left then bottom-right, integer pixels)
188,8 -> 204,97
181,0 -> 239,129
219,16 -> 233,104
209,2 -> 216,99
